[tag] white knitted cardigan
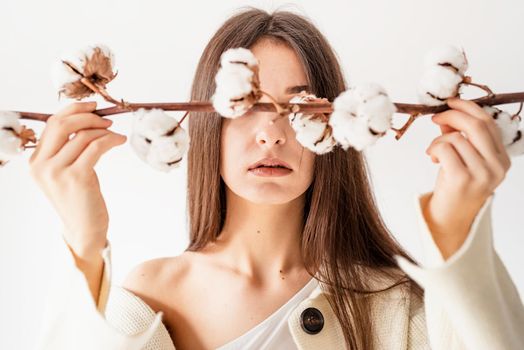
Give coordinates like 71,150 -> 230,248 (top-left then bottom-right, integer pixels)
34,191 -> 524,349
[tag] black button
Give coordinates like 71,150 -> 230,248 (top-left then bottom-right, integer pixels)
300,307 -> 324,334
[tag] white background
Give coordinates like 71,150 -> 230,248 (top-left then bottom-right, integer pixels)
0,0 -> 523,348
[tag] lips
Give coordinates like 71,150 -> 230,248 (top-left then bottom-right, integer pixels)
248,157 -> 292,171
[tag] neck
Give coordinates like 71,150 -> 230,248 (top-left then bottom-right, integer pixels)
212,188 -> 308,285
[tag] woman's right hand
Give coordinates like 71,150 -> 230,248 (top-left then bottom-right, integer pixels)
29,101 -> 127,260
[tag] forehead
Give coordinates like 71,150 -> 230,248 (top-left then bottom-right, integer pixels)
249,38 -> 309,93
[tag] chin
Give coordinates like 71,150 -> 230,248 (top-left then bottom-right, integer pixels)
242,186 -> 305,205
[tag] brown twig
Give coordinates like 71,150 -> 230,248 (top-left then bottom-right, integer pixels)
14,91 -> 524,123
390,113 -> 422,140
462,76 -> 495,97
79,77 -> 133,111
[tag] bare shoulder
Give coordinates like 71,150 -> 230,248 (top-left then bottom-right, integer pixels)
121,252 -> 194,313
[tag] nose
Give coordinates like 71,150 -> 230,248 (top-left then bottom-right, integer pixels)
255,116 -> 287,146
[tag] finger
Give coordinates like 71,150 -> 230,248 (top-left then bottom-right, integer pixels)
36,113 -> 113,161
446,98 -> 505,154
427,131 -> 488,179
429,141 -> 468,175
72,132 -> 127,169
49,129 -> 113,167
54,101 -> 98,118
435,118 -> 457,134
432,110 -> 501,166
432,112 -> 457,135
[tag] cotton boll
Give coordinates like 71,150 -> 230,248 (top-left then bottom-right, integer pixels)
129,108 -> 190,171
424,45 -> 469,75
212,63 -> 258,119
332,116 -> 381,151
328,83 -> 395,151
145,133 -> 190,172
52,44 -> 117,100
482,106 -> 520,146
417,65 -> 463,106
288,93 -> 337,154
131,108 -> 180,139
0,111 -> 24,166
129,108 -> 179,162
358,92 -> 397,134
220,47 -> 259,69
482,105 -> 524,157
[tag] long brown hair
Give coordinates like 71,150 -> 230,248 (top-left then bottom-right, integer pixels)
185,6 -> 424,349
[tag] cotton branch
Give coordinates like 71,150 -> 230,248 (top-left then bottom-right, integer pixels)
15,90 -> 524,126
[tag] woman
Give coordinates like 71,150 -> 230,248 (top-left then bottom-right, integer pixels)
32,7 -> 523,350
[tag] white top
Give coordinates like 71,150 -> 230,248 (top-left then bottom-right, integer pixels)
216,277 -> 319,350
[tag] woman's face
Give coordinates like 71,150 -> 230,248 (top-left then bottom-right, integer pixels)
220,38 -> 316,205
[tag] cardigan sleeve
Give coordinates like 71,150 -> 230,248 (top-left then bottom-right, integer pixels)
33,228 -> 171,350
395,191 -> 524,350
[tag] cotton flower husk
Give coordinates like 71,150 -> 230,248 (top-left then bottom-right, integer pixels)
51,44 -> 116,100
288,92 -> 337,154
129,108 -> 190,172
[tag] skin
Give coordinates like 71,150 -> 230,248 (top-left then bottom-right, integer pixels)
423,97 -> 512,260
29,102 -> 127,302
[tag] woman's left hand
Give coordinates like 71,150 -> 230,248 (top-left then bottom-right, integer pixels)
423,97 -> 512,260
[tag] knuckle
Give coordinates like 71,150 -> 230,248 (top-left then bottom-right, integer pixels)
471,119 -> 486,133
455,171 -> 471,185
65,167 -> 84,181
47,115 -> 60,125
75,129 -> 98,142
70,102 -> 85,111
474,168 -> 494,186
435,142 -> 451,152
89,137 -> 107,152
448,131 -> 463,142
38,165 -> 60,182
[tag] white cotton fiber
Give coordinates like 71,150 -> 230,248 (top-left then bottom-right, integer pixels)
220,47 -> 259,68
129,108 -> 190,172
212,48 -> 261,119
0,111 -> 23,166
329,83 -> 396,151
417,65 -> 463,106
424,45 -> 469,75
288,93 -> 337,154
